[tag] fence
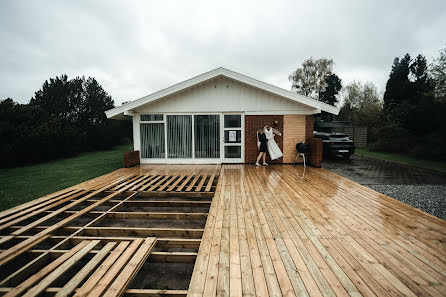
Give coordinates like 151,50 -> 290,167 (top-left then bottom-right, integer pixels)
332,126 -> 367,149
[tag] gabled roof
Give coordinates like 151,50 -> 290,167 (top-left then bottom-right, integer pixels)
105,67 -> 339,118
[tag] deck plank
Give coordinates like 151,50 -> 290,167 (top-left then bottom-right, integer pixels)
0,164 -> 445,297
187,164 -> 446,297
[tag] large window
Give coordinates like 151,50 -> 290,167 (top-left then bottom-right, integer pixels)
140,113 -> 243,162
140,123 -> 165,158
194,115 -> 220,158
167,115 -> 193,158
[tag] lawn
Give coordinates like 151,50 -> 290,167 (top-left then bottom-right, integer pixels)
0,144 -> 133,211
356,149 -> 446,173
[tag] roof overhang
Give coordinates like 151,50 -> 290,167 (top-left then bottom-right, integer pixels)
105,67 -> 339,119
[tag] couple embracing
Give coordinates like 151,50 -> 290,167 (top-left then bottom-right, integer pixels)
255,126 -> 283,166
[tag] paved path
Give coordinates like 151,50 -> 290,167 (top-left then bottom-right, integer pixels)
323,154 -> 446,219
322,154 -> 446,184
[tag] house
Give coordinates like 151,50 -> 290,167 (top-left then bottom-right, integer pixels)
105,67 -> 339,164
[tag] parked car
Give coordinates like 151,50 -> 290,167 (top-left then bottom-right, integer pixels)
314,132 -> 355,159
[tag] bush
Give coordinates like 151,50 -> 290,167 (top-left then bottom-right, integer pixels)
0,96 -> 131,168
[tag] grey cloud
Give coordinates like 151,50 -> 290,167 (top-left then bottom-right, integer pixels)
1,0 -> 445,105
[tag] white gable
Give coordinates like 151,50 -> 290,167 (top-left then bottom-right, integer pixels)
134,76 -> 317,115
106,67 -> 339,118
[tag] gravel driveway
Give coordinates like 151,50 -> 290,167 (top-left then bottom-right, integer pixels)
323,154 -> 446,220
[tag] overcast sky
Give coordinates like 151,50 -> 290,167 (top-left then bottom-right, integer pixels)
1,0 -> 445,105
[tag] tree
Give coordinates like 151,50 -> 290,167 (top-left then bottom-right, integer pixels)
338,81 -> 382,127
410,54 -> 434,102
430,46 -> 446,98
383,54 -> 411,111
320,74 -> 342,106
30,75 -> 115,128
289,57 -> 334,100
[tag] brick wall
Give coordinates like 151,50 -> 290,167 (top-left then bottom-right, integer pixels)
245,115 -> 284,163
283,115 -> 306,163
303,115 -> 322,167
305,115 -> 314,141
307,138 -> 322,167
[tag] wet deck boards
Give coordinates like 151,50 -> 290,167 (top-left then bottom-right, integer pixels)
1,164 -> 445,296
189,164 -> 446,297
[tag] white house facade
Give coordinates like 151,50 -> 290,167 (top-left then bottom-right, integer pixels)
105,67 -> 339,164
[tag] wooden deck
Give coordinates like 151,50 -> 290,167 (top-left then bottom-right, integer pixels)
189,165 -> 446,297
0,164 -> 445,296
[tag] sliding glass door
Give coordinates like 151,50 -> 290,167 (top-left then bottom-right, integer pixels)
194,115 -> 220,159
167,115 -> 192,159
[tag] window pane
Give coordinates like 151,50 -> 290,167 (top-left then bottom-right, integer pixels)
225,146 -> 241,158
224,130 -> 241,143
141,114 -> 163,121
194,115 -> 220,158
140,123 -> 165,158
224,114 -> 241,128
167,115 -> 192,158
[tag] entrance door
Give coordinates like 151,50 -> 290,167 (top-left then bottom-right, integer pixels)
222,114 -> 244,163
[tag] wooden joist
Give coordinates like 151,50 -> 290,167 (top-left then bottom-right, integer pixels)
83,199 -> 212,207
1,238 -> 156,297
0,165 -> 221,296
0,288 -> 188,297
48,211 -> 208,220
8,236 -> 202,249
14,249 -> 197,263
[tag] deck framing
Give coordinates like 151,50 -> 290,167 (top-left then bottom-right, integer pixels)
0,165 -> 219,297
1,164 -> 445,297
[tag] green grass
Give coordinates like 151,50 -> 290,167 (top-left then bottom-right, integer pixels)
356,149 -> 446,173
0,144 -> 133,212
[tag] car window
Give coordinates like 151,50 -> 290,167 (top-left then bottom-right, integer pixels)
329,134 -> 348,138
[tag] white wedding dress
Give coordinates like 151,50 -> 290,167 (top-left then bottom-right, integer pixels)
264,128 -> 283,160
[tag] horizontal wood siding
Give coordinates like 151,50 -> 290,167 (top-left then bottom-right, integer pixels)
135,77 -> 317,114
283,115 -> 306,163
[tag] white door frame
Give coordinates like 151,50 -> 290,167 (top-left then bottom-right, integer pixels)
221,113 -> 244,163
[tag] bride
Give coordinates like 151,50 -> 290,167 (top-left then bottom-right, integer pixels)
264,126 -> 283,160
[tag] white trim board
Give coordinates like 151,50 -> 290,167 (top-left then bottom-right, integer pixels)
106,67 -> 339,119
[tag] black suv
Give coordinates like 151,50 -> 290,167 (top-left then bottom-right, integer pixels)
314,132 -> 355,159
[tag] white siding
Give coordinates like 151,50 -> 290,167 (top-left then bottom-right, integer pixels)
133,77 -> 317,114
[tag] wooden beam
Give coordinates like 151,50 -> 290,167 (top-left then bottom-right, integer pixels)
11,236 -> 202,249
72,241 -> 130,297
3,240 -> 92,297
55,242 -> 117,297
204,174 -> 216,192
0,175 -> 136,266
22,240 -> 101,297
0,288 -> 188,297
149,252 -> 197,263
66,227 -> 204,239
185,175 -> 201,192
83,200 -> 212,207
17,250 -> 196,263
103,237 -> 157,297
51,211 -> 208,220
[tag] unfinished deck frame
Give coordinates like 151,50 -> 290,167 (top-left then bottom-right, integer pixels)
0,165 -> 220,297
2,164 -> 446,297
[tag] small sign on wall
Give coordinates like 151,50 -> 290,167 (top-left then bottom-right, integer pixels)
229,130 -> 237,142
